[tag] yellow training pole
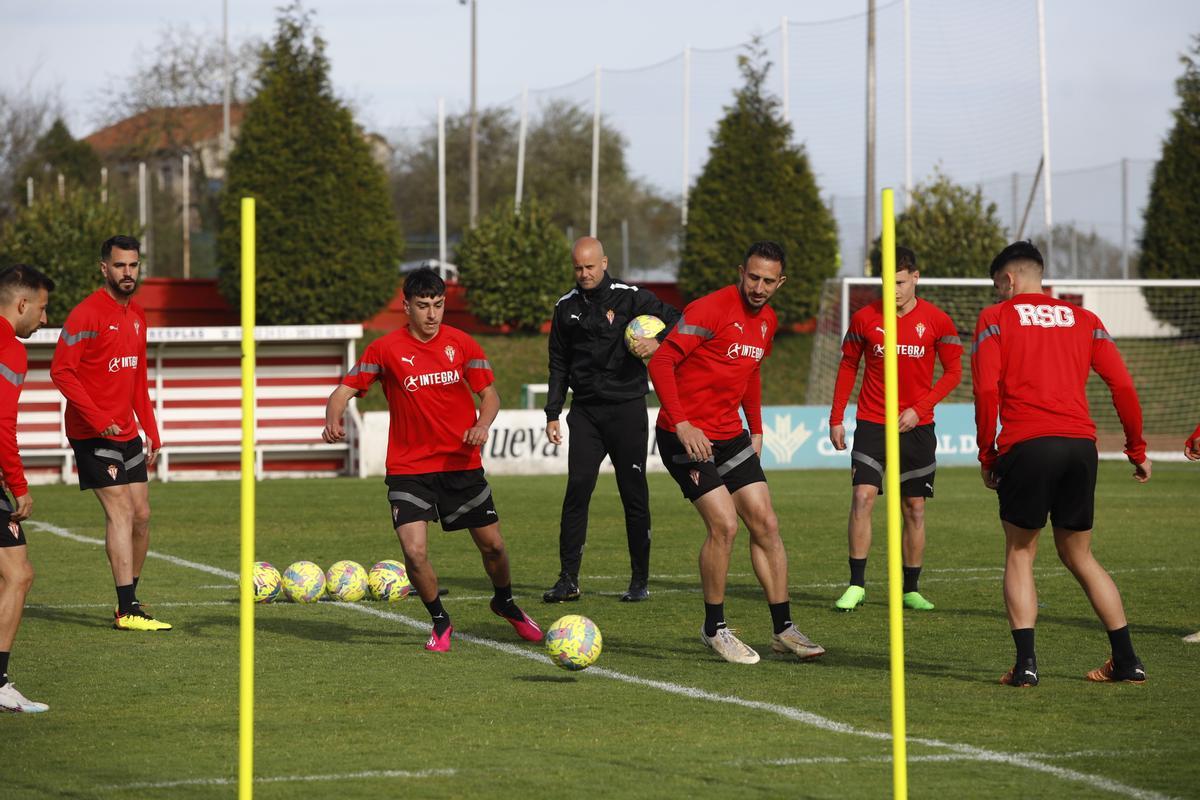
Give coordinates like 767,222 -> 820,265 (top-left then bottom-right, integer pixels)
881,187 -> 908,799
238,197 -> 256,800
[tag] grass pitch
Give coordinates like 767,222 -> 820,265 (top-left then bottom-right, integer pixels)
6,463 -> 1198,799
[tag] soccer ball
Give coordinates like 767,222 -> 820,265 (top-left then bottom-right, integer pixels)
624,315 -> 666,356
545,614 -> 603,671
282,560 -> 326,603
326,560 -> 369,602
368,559 -> 412,601
251,561 -> 282,603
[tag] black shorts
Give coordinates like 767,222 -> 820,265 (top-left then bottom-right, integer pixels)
851,420 -> 936,498
70,436 -> 148,491
657,428 -> 767,502
995,436 -> 1098,531
385,468 -> 499,532
0,491 -> 26,548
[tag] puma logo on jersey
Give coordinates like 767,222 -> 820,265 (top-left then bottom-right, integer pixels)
570,313 -> 581,321
1014,303 -> 1075,328
401,355 -> 416,366
109,325 -> 119,331
731,322 -> 744,334
632,464 -> 642,472
875,326 -> 886,334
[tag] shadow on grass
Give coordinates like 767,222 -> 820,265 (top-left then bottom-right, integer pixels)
515,674 -> 579,683
188,612 -> 415,645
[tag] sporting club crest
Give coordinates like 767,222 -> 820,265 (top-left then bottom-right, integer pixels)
444,345 -> 456,363
134,321 -> 141,336
7,521 -> 19,539
689,469 -> 701,486
606,309 -> 615,325
915,322 -> 926,339
106,464 -> 119,481
761,321 -> 768,340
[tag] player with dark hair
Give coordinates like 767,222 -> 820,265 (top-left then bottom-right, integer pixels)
323,267 -> 542,652
50,236 -> 169,631
973,240 -> 1150,686
542,236 -> 680,604
0,265 -> 53,712
648,241 -> 825,664
829,246 -> 962,611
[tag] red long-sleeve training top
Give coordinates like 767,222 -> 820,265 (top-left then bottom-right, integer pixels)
0,317 -> 29,497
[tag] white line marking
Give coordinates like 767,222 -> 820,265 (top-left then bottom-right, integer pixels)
753,748 -> 1154,766
28,521 -> 1170,800
96,768 -> 456,791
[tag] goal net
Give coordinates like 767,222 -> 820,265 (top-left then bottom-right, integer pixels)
805,278 -> 1200,460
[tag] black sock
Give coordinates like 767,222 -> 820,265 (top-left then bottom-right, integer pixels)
1011,628 -> 1036,665
768,601 -> 792,635
1107,625 -> 1137,667
423,596 -> 451,634
902,565 -> 921,594
849,557 -> 867,588
0,650 -> 9,683
116,583 -> 137,615
703,602 -> 726,637
492,584 -> 521,620
132,576 -> 140,601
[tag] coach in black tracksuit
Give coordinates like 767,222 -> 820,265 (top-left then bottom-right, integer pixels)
542,236 -> 681,603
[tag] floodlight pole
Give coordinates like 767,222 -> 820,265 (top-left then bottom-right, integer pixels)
438,99 -> 448,265
864,0 -> 877,276
589,65 -> 601,238
223,0 -> 231,160
1036,0 -> 1053,273
515,87 -> 528,214
468,0 -> 479,228
681,46 -> 691,227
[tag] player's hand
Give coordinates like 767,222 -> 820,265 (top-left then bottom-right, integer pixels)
630,336 -> 660,360
981,465 -> 999,490
463,425 -> 490,446
898,408 -> 919,433
1185,439 -> 1200,461
750,433 -> 762,457
830,424 -> 846,450
1132,457 -> 1151,483
146,441 -> 160,468
322,417 -> 346,443
546,420 -> 562,445
10,492 -> 32,523
100,423 -> 120,437
675,421 -> 712,462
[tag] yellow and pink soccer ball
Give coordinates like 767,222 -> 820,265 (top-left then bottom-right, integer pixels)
624,315 -> 666,357
545,614 -> 603,671
282,560 -> 326,604
251,561 -> 282,603
325,560 -> 369,602
368,559 -> 412,601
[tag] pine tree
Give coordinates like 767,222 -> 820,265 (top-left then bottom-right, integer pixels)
217,3 -> 402,325
1140,36 -> 1200,335
12,119 -> 102,206
680,43 -> 839,325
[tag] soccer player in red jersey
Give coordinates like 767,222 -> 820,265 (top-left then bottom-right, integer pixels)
0,265 -> 53,712
828,247 -> 962,612
1185,423 -> 1200,461
323,268 -> 541,652
648,241 -> 824,664
50,236 -> 168,632
972,241 -> 1150,686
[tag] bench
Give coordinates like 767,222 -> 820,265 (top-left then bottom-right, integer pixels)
18,325 -> 364,483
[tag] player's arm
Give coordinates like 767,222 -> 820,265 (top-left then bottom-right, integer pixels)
647,310 -> 714,460
544,308 -> 569,444
0,345 -> 30,518
50,310 -> 116,435
1186,422 -> 1200,461
909,323 -> 964,430
322,384 -> 358,443
1090,322 -> 1150,482
631,288 -> 682,359
743,365 -> 763,456
131,323 -> 162,465
465,384 -> 500,446
829,316 -> 866,450
326,344 -> 382,443
971,312 -> 1002,488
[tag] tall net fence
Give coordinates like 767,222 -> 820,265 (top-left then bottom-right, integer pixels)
806,277 -> 1200,456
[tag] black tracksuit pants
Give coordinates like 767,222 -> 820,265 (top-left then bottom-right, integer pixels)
559,397 -> 651,582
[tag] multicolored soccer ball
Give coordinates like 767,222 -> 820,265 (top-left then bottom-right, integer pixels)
325,560 -> 369,602
282,560 -> 326,604
251,561 -> 282,604
368,560 -> 412,601
545,614 -> 603,671
624,315 -> 666,356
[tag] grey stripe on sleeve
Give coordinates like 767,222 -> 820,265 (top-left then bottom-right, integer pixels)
466,359 -> 491,370
1093,329 -> 1113,342
674,314 -> 714,339
0,363 -> 25,387
843,332 -> 866,344
348,363 -> 382,377
60,329 -> 98,346
937,335 -> 962,346
971,324 -> 1001,355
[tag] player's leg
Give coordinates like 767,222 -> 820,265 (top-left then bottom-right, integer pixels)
545,406 -> 606,601
0,542 -> 46,712
899,497 -> 934,610
603,398 -> 651,601
899,423 -> 937,610
93,484 -> 167,630
692,487 -> 759,664
395,519 -> 451,650
127,481 -> 151,602
1000,522 -> 1041,685
838,485 -> 876,610
469,521 -> 542,642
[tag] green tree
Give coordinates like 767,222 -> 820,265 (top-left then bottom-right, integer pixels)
217,4 -> 402,325
1140,35 -> 1200,335
456,198 -> 571,331
0,191 -> 138,320
870,170 -> 1007,277
679,43 -> 838,325
12,119 -> 101,207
